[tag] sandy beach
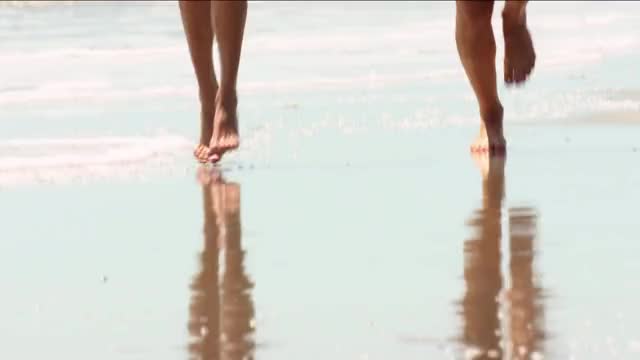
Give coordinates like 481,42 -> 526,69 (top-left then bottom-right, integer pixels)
2,1 -> 640,359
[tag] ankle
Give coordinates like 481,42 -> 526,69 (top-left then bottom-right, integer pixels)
199,96 -> 217,113
216,88 -> 238,110
480,103 -> 504,125
198,79 -> 218,101
200,99 -> 216,117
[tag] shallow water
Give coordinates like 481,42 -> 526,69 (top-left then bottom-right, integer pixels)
2,2 -> 640,359
3,126 -> 640,360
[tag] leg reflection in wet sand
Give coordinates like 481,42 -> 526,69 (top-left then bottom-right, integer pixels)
507,206 -> 545,359
188,167 -> 255,360
460,154 -> 545,359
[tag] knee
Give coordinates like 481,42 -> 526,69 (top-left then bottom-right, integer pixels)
455,1 -> 495,48
456,1 -> 494,25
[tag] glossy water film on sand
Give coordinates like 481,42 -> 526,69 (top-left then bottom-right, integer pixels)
1,2 -> 640,359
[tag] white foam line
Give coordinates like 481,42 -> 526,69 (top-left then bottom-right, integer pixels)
0,135 -> 191,176
0,144 -> 184,169
0,46 -> 186,65
0,1 -> 169,7
0,162 -> 185,188
0,69 -> 463,106
0,85 -> 195,105
0,1 -> 77,7
0,135 -> 189,147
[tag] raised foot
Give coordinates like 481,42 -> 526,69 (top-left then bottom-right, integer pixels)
208,92 -> 239,163
503,11 -> 536,85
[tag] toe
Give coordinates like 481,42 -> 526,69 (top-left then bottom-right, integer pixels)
194,145 -> 207,162
224,138 -> 239,151
208,145 -> 223,163
197,146 -> 209,162
218,136 -> 238,153
507,68 -> 518,85
471,144 -> 486,153
218,137 -> 230,151
505,68 -> 513,84
514,70 -> 527,84
208,143 -> 221,156
209,152 -> 221,163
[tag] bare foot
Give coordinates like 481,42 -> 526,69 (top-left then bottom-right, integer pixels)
193,107 -> 215,163
208,91 -> 239,163
471,105 -> 506,155
471,150 -> 506,180
471,151 -> 506,212
503,9 -> 536,85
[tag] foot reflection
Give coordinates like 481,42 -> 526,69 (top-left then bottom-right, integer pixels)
188,167 -> 255,360
460,154 -> 545,359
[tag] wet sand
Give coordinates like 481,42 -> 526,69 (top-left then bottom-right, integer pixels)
2,123 -> 640,359
2,2 -> 640,359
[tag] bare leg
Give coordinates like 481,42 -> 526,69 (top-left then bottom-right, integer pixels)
455,1 -> 506,155
502,0 -> 536,84
179,0 -> 219,163
208,0 -> 248,163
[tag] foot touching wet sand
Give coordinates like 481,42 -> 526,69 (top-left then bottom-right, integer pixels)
193,106 -> 215,163
471,148 -> 506,181
471,104 -> 506,155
